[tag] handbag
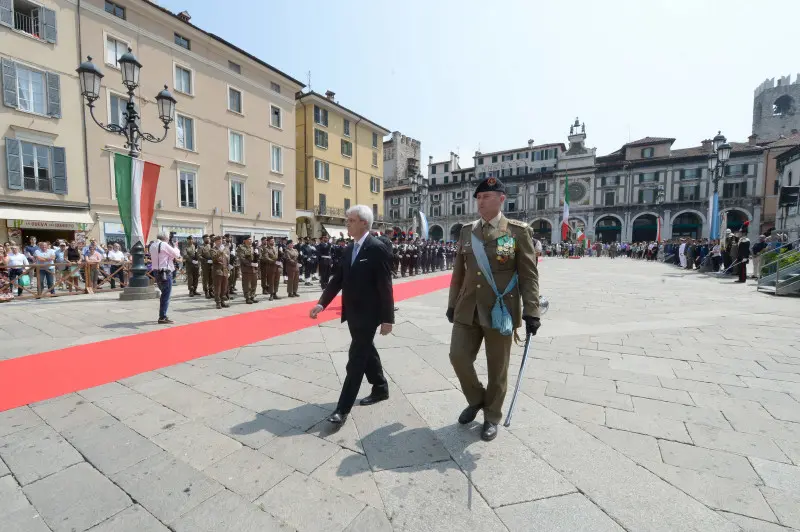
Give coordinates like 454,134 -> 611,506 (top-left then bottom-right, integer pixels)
470,232 -> 517,336
19,274 -> 31,287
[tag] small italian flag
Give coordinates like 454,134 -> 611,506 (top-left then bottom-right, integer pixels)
561,175 -> 570,241
576,229 -> 585,243
114,153 -> 161,248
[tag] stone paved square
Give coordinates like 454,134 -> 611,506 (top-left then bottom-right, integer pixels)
1,260 -> 800,531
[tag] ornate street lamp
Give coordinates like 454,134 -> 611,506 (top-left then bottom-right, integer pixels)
706,131 -> 731,240
77,51 -> 177,294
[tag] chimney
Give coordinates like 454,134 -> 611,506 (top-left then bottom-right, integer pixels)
325,90 -> 335,100
177,10 -> 191,21
748,133 -> 758,145
428,155 -> 433,164
701,139 -> 712,152
528,139 -> 534,148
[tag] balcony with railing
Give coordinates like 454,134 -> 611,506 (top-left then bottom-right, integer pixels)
14,10 -> 41,38
314,205 -> 346,219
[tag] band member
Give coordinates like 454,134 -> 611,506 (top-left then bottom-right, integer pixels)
237,236 -> 259,304
284,240 -> 301,297
211,236 -> 230,309
318,234 -> 333,289
182,235 -> 200,296
447,177 -> 541,441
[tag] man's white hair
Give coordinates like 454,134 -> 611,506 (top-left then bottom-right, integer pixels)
347,205 -> 374,228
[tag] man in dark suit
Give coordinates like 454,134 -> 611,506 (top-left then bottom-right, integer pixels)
310,205 -> 395,425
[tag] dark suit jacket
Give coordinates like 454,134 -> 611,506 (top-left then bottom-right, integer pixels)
318,234 -> 395,328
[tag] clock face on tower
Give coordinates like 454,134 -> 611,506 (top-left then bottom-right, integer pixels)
568,182 -> 587,203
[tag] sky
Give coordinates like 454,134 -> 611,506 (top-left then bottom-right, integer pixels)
159,0 -> 800,167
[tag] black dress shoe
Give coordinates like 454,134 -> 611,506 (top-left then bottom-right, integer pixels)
458,403 -> 484,425
327,410 -> 347,424
359,392 -> 389,406
481,421 -> 498,441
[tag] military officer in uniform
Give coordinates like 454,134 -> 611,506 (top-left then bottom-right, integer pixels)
317,234 -> 333,289
200,234 -> 214,298
284,240 -> 301,297
224,234 -> 238,297
262,236 -> 282,300
446,177 -> 541,442
182,235 -> 200,296
211,236 -> 230,309
237,236 -> 259,304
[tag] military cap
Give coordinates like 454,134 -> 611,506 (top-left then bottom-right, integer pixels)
473,176 -> 505,198
202,234 -> 209,239
244,235 -> 252,241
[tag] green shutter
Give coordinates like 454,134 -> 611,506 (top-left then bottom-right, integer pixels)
46,71 -> 61,118
51,146 -> 67,194
5,137 -> 23,190
0,0 -> 12,27
2,58 -> 17,108
42,7 -> 57,43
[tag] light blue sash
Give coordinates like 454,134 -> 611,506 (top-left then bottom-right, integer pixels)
470,232 -> 517,336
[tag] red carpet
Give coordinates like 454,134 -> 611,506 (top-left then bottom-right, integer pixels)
0,275 -> 452,412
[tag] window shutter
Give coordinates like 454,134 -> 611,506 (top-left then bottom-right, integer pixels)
43,8 -> 58,43
46,71 -> 61,118
638,173 -> 643,183
51,146 -> 67,194
5,137 -> 23,190
2,58 -> 17,108
638,189 -> 644,203
0,0 -> 12,27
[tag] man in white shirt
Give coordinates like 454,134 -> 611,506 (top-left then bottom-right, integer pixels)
34,241 -> 56,295
678,238 -> 687,268
107,243 -> 127,289
7,245 -> 29,296
149,234 -> 181,324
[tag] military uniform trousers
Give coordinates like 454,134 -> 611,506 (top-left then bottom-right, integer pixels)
265,264 -> 281,295
286,266 -> 300,295
186,263 -> 200,294
449,314 -> 513,424
241,266 -> 258,300
213,274 -> 229,305
260,262 -> 276,293
228,265 -> 238,293
201,263 -> 213,296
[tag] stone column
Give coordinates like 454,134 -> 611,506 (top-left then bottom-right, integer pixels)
663,209 -> 672,240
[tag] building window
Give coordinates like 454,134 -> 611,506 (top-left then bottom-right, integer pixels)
341,139 -> 353,157
502,154 -> 513,162
502,168 -> 512,177
638,172 -> 659,183
105,36 -> 128,68
638,188 -> 656,204
788,171 -> 793,186
21,142 -> 51,192
270,105 -> 282,128
179,169 -> 196,208
372,132 -> 378,148
343,119 -> 351,137
344,168 -> 351,186
537,182 -> 547,192
372,152 -> 378,167
174,65 -> 193,95
314,129 -> 328,149
270,82 -> 281,94
641,147 -> 655,158
431,165 -> 437,174
228,131 -> 244,163
228,60 -> 241,74
451,204 -> 464,216
314,160 -> 330,181
228,87 -> 242,113
109,93 -> 126,126
15,65 -> 46,115
314,105 -> 328,126
507,200 -> 516,212
725,164 -> 751,176
176,114 -> 195,151
373,203 -> 378,216
478,172 -> 485,180
444,163 -> 450,172
230,180 -> 244,213
536,196 -> 546,210
774,178 -> 781,195
678,185 -> 700,201
105,1 -> 125,19
174,33 -> 190,50
344,198 -> 351,211
319,193 -> 327,213
431,178 -> 436,185
431,205 -> 441,217
478,157 -> 484,165
271,189 -> 282,218
604,191 -> 615,206
444,176 -> 449,184
410,196 -> 419,205
370,176 -> 381,193
723,182 -> 747,198
271,145 -> 282,173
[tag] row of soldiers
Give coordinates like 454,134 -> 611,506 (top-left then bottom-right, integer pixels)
390,238 -> 457,277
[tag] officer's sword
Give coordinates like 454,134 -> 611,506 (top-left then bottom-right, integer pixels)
504,296 -> 549,428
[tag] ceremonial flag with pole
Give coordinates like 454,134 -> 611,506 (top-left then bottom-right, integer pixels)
657,215 -> 662,242
561,175 -> 570,241
114,153 -> 161,249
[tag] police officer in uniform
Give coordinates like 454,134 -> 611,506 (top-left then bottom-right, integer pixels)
317,234 -> 333,289
446,176 -> 541,441
237,236 -> 259,304
284,240 -> 301,297
182,235 -> 200,296
211,236 -> 230,309
331,238 -> 344,273
200,234 -> 214,298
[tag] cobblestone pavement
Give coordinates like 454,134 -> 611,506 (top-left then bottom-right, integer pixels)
1,258 -> 800,531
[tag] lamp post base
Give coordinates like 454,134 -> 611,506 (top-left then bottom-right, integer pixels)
119,285 -> 159,301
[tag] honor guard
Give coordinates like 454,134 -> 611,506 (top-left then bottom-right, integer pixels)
200,234 -> 214,298
447,176 -> 541,442
182,235 -> 200,296
261,236 -> 282,300
317,234 -> 333,289
391,237 -> 400,277
224,234 -> 238,297
284,240 -> 300,297
211,236 -> 230,309
236,236 -> 259,304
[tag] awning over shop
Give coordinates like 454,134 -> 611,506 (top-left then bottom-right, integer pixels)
2,206 -> 94,230
322,224 -> 347,239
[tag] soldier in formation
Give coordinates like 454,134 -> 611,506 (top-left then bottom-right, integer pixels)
260,236 -> 282,300
224,234 -> 238,297
236,236 -> 259,304
182,235 -> 200,296
200,234 -> 214,298
211,235 -> 230,309
284,240 -> 301,297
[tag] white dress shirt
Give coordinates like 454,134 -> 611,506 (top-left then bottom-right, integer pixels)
149,240 -> 181,271
7,252 -> 28,267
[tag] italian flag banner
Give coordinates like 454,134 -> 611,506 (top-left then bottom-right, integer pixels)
561,175 -> 570,241
114,153 -> 160,249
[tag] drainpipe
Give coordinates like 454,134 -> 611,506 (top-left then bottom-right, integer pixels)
77,0 -> 92,212
354,117 -> 363,204
299,100 -> 309,210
